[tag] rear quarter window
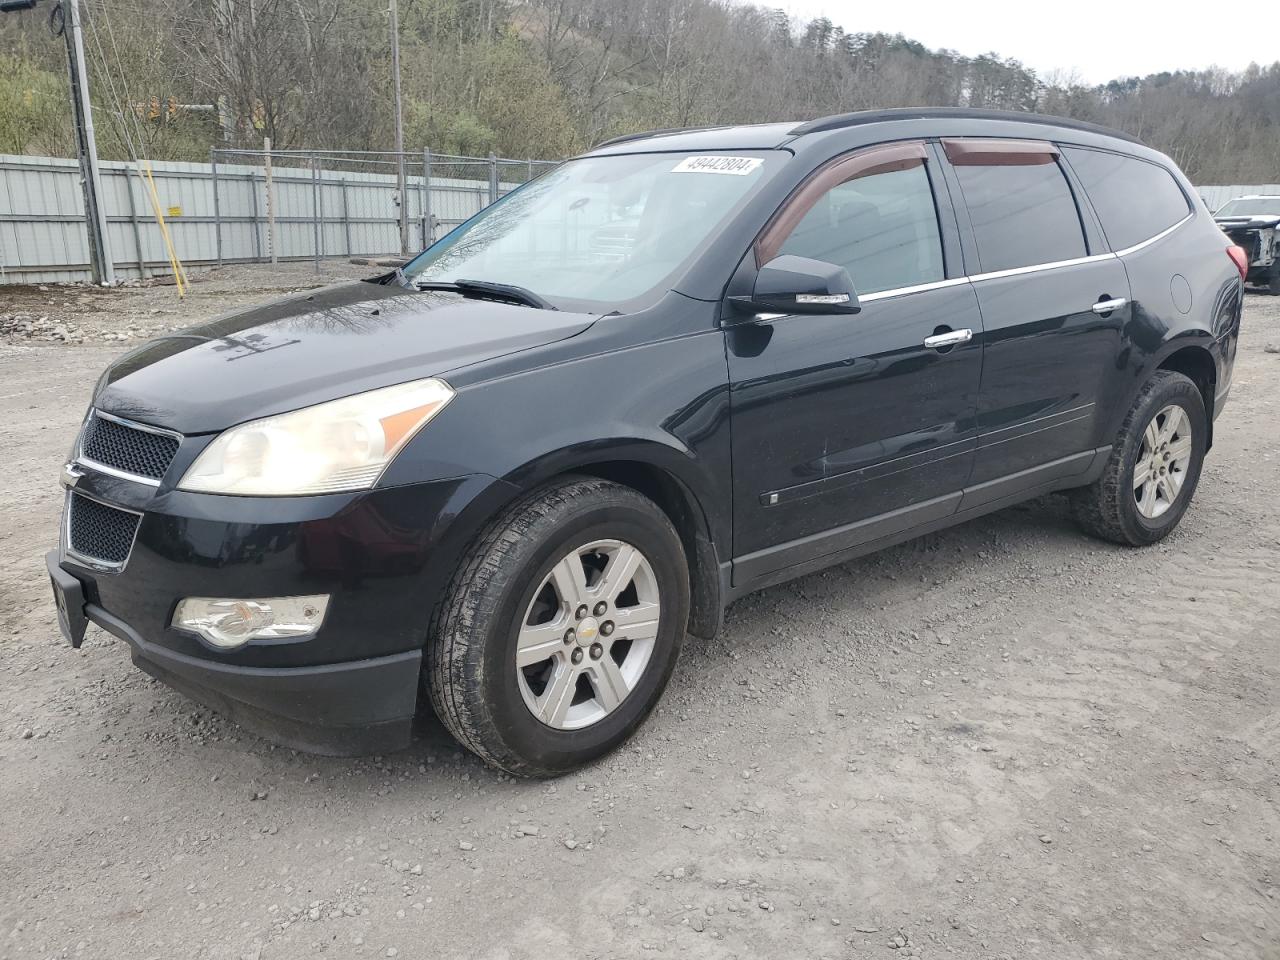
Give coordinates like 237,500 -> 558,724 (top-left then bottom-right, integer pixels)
1062,147 -> 1191,251
954,162 -> 1087,273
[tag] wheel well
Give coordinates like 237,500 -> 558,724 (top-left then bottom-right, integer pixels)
572,460 -> 723,639
1158,346 -> 1216,447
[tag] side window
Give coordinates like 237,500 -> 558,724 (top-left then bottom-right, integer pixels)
954,161 -> 1087,272
1062,147 -> 1191,251
777,164 -> 945,295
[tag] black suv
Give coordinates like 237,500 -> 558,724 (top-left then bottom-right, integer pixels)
48,108 -> 1243,776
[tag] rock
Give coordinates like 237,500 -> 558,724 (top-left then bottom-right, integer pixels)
410,863 -> 423,875
20,728 -> 33,740
1265,343 -> 1280,354
563,839 -> 578,850
458,840 -> 474,851
690,916 -> 705,933
516,823 -> 539,837
1039,834 -> 1052,843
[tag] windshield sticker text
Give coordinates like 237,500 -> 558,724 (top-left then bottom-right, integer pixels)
672,156 -> 763,176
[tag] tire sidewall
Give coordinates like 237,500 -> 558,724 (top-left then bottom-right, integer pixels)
1117,375 -> 1208,543
475,498 -> 688,774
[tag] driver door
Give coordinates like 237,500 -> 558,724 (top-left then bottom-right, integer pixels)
726,141 -> 984,587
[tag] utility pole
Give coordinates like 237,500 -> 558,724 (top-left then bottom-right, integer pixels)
61,0 -> 115,284
388,0 -> 408,256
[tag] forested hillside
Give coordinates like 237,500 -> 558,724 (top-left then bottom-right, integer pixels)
2,0 -> 1278,182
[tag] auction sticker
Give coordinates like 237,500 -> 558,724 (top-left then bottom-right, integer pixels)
672,156 -> 763,176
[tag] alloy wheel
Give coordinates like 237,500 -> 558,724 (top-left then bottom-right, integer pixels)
515,539 -> 661,730
1133,403 -> 1193,520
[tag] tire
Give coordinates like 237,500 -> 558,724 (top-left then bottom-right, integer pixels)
1071,370 -> 1207,546
426,476 -> 690,777
1268,262 -> 1280,296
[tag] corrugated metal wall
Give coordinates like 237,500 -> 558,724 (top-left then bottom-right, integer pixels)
1197,184 -> 1280,213
0,153 -> 541,285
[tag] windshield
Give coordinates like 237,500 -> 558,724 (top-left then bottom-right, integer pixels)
1217,197 -> 1280,217
402,151 -> 783,312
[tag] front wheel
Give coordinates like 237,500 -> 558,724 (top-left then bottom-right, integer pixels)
1071,370 -> 1207,546
426,476 -> 690,777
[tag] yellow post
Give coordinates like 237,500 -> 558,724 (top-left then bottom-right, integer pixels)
138,159 -> 189,296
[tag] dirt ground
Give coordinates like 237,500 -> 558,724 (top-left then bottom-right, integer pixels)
1,267 -> 1278,960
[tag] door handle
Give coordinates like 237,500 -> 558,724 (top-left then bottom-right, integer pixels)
923,328 -> 973,349
1091,297 -> 1128,314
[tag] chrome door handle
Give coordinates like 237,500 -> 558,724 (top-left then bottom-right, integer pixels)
1092,297 -> 1128,314
923,328 -> 973,349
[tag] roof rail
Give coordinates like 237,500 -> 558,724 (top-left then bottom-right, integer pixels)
789,107 -> 1141,144
591,125 -> 727,150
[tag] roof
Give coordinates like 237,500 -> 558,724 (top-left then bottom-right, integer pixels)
589,107 -> 1141,156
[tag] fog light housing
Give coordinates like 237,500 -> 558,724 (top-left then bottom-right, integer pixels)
172,596 -> 329,650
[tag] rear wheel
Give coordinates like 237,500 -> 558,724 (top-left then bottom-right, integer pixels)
426,476 -> 689,777
1268,261 -> 1280,295
1071,370 -> 1207,546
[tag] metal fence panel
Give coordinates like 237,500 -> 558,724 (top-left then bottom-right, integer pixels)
0,150 -> 556,285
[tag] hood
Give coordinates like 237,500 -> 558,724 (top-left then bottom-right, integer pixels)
95,280 -> 598,434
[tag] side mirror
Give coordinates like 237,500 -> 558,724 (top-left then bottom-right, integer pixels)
728,254 -> 861,320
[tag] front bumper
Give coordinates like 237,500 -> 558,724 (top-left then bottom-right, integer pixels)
51,466 -> 517,755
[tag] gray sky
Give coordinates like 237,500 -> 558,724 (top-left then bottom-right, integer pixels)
775,1 -> 1271,84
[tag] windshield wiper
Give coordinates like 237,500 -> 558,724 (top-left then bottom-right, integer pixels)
414,278 -> 557,310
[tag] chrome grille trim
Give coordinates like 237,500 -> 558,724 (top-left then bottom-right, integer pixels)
76,410 -> 183,487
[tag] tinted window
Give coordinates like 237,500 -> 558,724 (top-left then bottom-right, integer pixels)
778,165 -> 944,295
1064,147 -> 1191,250
955,162 -> 1086,272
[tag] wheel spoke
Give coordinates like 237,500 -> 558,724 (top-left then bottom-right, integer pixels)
1164,469 -> 1184,498
586,655 -> 630,712
1139,478 -> 1159,516
537,662 -> 577,726
549,553 -> 589,608
1143,419 -> 1161,453
1166,436 -> 1193,463
1158,407 -> 1185,445
611,600 -> 661,641
1133,458 -> 1151,490
516,620 -> 565,667
594,544 -> 642,603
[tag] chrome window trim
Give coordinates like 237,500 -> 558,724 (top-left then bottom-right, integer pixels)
1111,212 -> 1194,257
63,489 -> 144,573
851,212 -> 1194,304
968,252 -> 1116,284
74,408 -> 183,488
858,277 -> 970,303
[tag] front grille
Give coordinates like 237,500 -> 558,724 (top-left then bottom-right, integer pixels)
68,494 -> 141,567
80,413 -> 179,482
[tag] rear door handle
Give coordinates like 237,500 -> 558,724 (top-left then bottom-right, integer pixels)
1092,297 -> 1128,314
923,328 -> 973,349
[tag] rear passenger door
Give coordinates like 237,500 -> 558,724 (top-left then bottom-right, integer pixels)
941,138 -> 1132,505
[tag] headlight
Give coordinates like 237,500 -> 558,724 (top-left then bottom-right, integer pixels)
179,378 -> 454,495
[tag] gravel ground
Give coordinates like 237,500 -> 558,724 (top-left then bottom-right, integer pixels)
1,270 -> 1278,960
